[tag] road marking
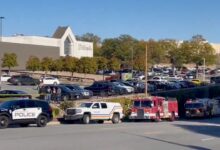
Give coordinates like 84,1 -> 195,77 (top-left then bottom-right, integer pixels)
144,131 -> 165,135
201,137 -> 215,141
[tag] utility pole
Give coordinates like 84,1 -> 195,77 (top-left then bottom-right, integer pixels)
0,16 -> 4,84
0,16 -> 4,41
145,44 -> 148,97
203,58 -> 205,81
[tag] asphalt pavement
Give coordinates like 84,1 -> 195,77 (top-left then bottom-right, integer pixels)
0,118 -> 220,150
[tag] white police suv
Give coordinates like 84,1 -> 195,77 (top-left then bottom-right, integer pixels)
0,99 -> 53,129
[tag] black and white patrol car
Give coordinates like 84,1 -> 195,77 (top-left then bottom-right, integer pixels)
0,99 -> 53,129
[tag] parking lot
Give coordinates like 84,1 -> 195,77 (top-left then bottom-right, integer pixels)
0,118 -> 219,150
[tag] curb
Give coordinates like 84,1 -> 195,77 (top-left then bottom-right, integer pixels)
48,121 -> 61,126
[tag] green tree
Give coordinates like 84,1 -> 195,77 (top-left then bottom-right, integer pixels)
51,57 -> 64,72
26,56 -> 41,72
107,58 -> 121,71
95,57 -> 108,70
1,53 -> 18,71
77,57 -> 97,74
62,56 -> 78,76
41,57 -> 53,73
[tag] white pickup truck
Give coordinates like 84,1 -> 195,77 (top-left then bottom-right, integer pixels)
64,102 -> 124,124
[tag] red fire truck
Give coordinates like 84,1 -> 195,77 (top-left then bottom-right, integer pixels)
185,98 -> 220,118
129,96 -> 178,121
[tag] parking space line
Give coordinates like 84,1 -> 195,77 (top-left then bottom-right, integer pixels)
201,137 -> 215,141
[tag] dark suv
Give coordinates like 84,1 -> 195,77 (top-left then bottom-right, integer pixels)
84,81 -> 118,96
0,99 -> 53,129
8,75 -> 40,86
39,85 -> 80,101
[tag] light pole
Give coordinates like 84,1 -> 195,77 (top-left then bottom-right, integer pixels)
0,16 -> 4,87
145,44 -> 148,97
0,16 -> 4,41
203,58 -> 205,81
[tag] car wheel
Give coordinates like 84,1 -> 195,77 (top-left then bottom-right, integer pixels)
100,91 -> 106,97
36,115 -> 48,127
20,123 -> 29,127
112,114 -> 120,124
82,114 -> 90,124
17,82 -> 22,86
155,112 -> 161,122
62,96 -> 68,101
0,116 -> 9,129
169,112 -> 175,121
54,82 -> 57,85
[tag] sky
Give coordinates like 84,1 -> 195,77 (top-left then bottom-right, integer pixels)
1,0 -> 220,42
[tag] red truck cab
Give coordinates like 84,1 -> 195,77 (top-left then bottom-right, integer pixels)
129,96 -> 178,121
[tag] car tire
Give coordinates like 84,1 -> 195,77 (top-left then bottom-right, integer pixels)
0,116 -> 9,129
112,114 -> 120,124
82,114 -> 90,124
54,82 -> 57,85
36,115 -> 48,127
169,112 -> 175,121
62,96 -> 69,101
17,82 -> 22,86
100,91 -> 106,97
155,112 -> 161,122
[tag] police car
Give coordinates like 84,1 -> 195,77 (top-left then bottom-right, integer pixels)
0,99 -> 53,129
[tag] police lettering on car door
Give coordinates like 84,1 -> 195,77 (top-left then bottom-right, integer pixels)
11,100 -> 42,120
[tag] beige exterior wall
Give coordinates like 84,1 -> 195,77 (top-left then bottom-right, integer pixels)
0,42 -> 60,70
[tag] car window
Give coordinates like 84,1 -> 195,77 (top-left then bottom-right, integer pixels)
13,100 -> 26,109
26,100 -> 36,108
101,103 -> 107,109
134,101 -> 140,107
92,103 -> 100,109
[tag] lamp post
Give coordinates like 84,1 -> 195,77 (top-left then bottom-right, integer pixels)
0,16 -> 4,87
0,16 -> 4,41
145,44 -> 148,97
203,58 -> 206,81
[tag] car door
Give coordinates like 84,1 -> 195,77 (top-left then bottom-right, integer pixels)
91,103 -> 101,120
11,100 -> 27,120
100,103 -> 111,119
25,100 -> 42,119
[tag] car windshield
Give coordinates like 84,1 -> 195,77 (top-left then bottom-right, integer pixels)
80,103 -> 93,108
60,86 -> 72,92
185,103 -> 204,109
0,101 -> 13,109
141,101 -> 152,107
134,101 -> 140,107
72,85 -> 83,90
15,91 -> 27,94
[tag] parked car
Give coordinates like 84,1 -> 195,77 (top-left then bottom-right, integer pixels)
61,84 -> 93,99
8,75 -> 40,86
39,85 -> 80,101
210,76 -> 220,84
64,102 -> 124,124
84,81 -> 118,96
0,74 -> 11,82
41,77 -> 60,85
0,90 -> 31,99
0,99 -> 53,129
111,82 -> 134,94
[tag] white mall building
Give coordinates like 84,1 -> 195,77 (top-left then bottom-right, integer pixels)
0,26 -> 93,70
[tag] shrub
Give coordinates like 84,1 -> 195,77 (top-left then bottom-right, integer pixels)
52,107 -> 60,118
107,98 -> 133,118
59,101 -> 76,110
